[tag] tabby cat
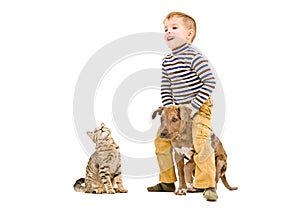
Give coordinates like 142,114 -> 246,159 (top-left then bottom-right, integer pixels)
74,122 -> 127,194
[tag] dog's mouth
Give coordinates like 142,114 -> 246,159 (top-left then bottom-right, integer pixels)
160,130 -> 178,140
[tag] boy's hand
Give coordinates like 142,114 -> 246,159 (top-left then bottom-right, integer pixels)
190,108 -> 198,119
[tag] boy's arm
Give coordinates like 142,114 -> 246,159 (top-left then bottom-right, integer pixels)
161,64 -> 173,106
189,54 -> 216,111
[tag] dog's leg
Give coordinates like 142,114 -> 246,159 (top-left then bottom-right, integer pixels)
215,159 -> 226,184
174,152 -> 187,195
184,158 -> 196,192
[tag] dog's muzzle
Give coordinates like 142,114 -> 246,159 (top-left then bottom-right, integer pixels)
160,129 -> 168,138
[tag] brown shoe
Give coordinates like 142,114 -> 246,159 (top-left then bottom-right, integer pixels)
147,183 -> 175,192
204,187 -> 218,201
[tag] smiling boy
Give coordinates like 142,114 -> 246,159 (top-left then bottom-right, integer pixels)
147,12 -> 218,201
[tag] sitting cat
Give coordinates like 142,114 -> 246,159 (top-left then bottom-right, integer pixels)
74,122 -> 128,194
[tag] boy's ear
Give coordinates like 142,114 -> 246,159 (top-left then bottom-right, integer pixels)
187,29 -> 195,42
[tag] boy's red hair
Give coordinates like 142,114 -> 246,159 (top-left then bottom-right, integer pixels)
164,12 -> 197,42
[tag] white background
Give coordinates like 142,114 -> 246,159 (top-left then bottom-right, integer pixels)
1,0 -> 300,207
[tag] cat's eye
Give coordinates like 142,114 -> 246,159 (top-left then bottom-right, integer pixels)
172,117 -> 178,122
94,127 -> 103,133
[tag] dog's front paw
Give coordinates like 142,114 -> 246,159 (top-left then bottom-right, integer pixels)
175,188 -> 187,195
187,186 -> 197,192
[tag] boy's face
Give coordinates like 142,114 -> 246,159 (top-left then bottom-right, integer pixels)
164,17 -> 194,49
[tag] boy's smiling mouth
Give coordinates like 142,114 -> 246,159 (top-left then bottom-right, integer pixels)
167,36 -> 175,41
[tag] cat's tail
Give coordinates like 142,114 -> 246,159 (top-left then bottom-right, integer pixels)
73,178 -> 85,192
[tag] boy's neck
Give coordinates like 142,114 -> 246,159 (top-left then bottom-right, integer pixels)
172,42 -> 190,55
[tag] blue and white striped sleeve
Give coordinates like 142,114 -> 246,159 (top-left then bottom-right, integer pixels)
161,62 -> 173,106
190,53 -> 216,110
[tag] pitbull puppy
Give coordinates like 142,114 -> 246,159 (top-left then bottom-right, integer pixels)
152,105 -> 237,195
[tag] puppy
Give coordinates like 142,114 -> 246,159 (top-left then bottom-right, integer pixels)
153,105 -> 237,195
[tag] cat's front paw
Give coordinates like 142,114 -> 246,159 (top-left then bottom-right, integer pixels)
118,188 -> 128,193
97,188 -> 106,194
114,186 -> 128,193
106,189 -> 116,194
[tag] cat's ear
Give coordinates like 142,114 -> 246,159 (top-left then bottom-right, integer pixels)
101,122 -> 106,127
86,131 -> 94,139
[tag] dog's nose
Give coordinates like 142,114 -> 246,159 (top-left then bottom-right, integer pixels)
160,130 -> 167,138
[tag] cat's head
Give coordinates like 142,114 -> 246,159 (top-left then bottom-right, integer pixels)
87,122 -> 113,145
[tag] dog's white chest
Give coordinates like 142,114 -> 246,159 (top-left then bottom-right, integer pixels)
174,147 -> 194,160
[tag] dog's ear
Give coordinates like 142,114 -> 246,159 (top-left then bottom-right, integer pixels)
152,106 -> 164,119
178,105 -> 192,133
177,106 -> 181,120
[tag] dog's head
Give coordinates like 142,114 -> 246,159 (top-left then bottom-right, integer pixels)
152,105 -> 192,140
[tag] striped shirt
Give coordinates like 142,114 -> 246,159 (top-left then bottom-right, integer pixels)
161,43 -> 216,110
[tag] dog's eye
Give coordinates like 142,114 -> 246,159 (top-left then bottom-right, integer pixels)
172,117 -> 178,122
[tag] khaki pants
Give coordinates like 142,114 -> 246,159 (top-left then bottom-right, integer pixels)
154,98 -> 216,188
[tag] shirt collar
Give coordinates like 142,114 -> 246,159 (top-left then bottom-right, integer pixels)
172,43 -> 190,55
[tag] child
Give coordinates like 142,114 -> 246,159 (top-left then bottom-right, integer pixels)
147,12 -> 218,201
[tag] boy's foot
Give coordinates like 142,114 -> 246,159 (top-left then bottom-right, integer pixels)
147,182 -> 176,192
204,187 -> 218,201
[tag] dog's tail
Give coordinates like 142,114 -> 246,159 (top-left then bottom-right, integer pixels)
73,178 -> 85,192
221,174 -> 238,191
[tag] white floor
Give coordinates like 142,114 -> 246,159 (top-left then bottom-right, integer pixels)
70,178 -> 241,208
